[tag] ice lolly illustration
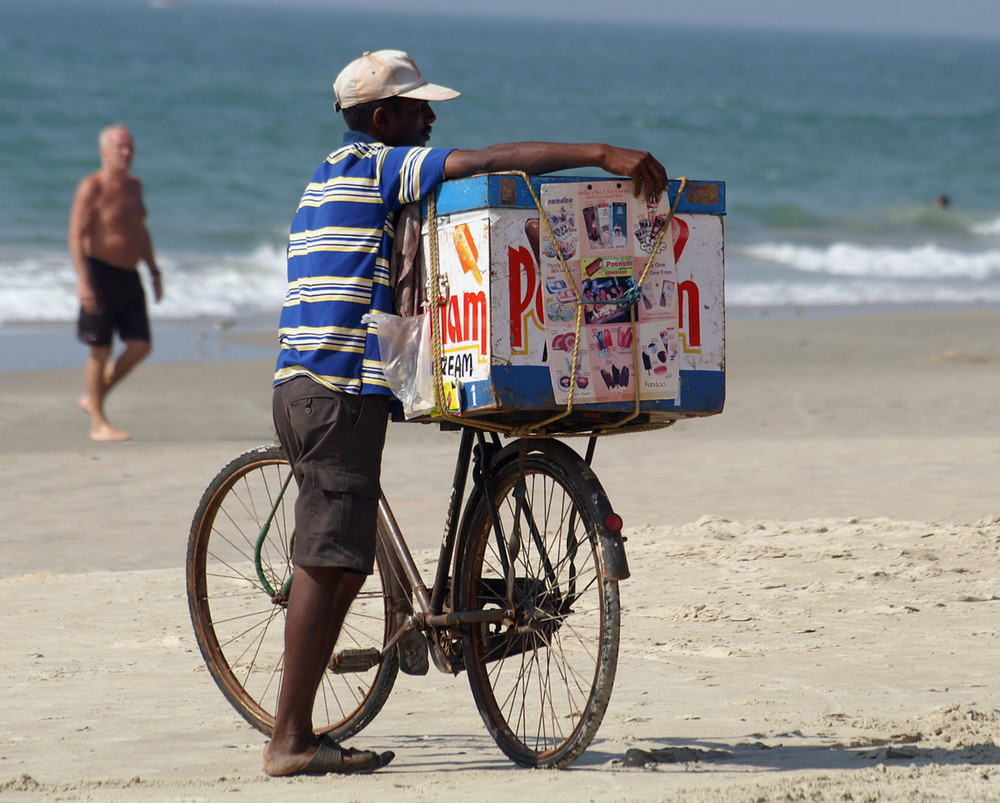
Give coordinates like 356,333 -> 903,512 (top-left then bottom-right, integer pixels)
454,223 -> 482,284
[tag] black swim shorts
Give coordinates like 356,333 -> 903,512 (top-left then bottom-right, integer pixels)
77,256 -> 151,348
271,376 -> 391,573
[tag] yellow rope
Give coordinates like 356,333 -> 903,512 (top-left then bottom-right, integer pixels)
425,172 -> 686,438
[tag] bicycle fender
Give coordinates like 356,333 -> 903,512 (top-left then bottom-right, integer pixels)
587,483 -> 629,581
595,523 -> 630,581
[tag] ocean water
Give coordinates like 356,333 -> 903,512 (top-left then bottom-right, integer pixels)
3,0 -> 1000,350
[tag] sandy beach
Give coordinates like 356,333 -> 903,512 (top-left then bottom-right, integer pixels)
2,307 -> 999,801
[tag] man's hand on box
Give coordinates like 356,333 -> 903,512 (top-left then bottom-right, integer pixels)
602,146 -> 669,202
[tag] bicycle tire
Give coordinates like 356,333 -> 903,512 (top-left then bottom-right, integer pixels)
186,444 -> 398,740
457,440 -> 621,768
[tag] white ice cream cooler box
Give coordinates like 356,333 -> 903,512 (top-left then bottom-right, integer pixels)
417,172 -> 725,432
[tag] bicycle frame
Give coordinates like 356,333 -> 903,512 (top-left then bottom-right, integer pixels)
374,428 -> 510,671
249,426 -> 626,673
375,428 -> 628,673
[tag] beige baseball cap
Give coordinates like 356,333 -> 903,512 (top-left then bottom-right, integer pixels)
333,50 -> 460,112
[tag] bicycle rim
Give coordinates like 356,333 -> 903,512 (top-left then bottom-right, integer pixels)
458,446 -> 620,768
185,444 -> 398,739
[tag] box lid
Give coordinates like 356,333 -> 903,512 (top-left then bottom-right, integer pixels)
427,174 -> 726,217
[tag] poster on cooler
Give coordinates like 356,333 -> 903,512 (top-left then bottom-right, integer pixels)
539,180 -> 683,403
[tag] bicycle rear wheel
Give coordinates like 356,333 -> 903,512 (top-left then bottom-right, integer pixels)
186,444 -> 398,739
457,440 -> 621,768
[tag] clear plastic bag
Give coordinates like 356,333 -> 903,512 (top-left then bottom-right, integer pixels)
365,312 -> 435,419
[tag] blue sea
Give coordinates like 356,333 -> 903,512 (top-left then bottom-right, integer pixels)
3,0 -> 1000,370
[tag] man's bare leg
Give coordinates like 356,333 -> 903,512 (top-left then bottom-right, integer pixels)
103,338 -> 152,392
262,564 -> 366,776
80,346 -> 130,441
79,340 -> 150,441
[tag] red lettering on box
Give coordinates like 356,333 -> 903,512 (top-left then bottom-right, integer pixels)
672,218 -> 690,263
464,291 -> 487,356
445,296 -> 463,344
508,245 -> 543,353
439,290 -> 488,358
678,280 -> 700,350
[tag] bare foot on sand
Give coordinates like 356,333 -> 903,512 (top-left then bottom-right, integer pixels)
90,422 -> 131,442
80,396 -> 130,441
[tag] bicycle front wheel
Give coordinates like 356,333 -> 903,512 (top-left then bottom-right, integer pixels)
186,444 -> 398,740
457,440 -> 621,768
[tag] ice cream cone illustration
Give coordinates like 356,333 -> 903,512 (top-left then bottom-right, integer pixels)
454,223 -> 482,285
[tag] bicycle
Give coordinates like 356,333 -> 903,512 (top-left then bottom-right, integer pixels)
186,425 -> 627,769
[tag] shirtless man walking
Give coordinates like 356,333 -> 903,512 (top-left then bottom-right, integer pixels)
69,124 -> 163,442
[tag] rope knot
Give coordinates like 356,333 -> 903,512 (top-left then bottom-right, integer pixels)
614,284 -> 644,310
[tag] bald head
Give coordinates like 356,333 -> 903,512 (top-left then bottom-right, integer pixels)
98,125 -> 135,174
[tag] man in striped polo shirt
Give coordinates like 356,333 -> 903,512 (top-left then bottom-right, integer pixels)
265,49 -> 668,777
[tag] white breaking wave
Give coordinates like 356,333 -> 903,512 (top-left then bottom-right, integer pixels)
728,279 -> 1000,308
971,215 -> 1000,237
743,241 -> 1000,281
0,244 -> 287,325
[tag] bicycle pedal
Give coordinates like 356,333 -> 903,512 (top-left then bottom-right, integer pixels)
397,630 -> 429,676
329,648 -> 381,673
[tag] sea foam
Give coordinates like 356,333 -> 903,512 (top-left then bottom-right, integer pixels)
0,244 -> 287,326
743,241 -> 1000,280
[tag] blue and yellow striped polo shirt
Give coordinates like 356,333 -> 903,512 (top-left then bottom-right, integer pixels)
274,130 -> 452,395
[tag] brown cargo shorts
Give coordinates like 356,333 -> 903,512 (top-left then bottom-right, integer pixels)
272,376 -> 390,573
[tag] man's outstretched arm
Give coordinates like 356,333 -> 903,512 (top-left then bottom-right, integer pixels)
444,142 -> 668,201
